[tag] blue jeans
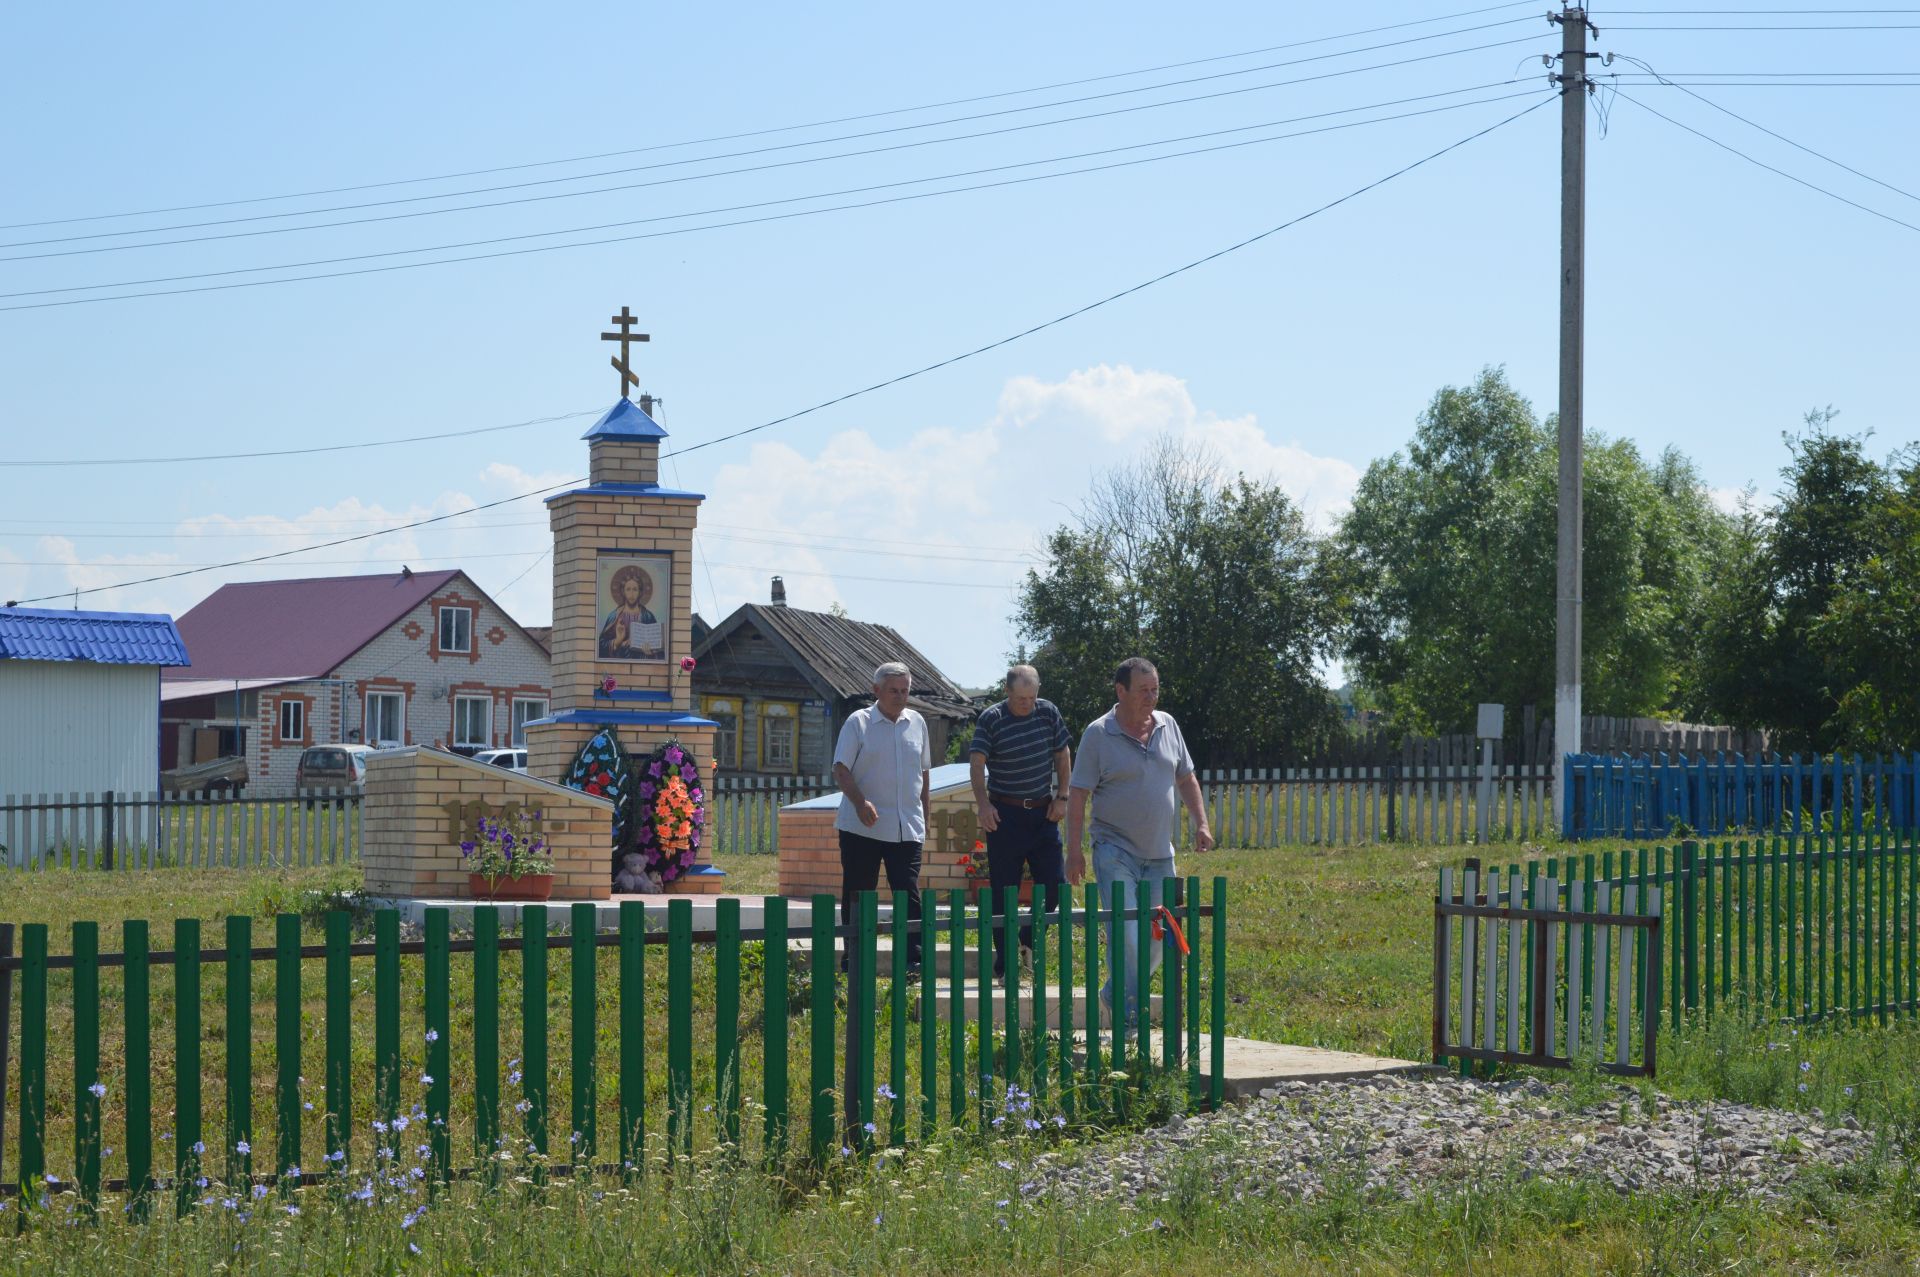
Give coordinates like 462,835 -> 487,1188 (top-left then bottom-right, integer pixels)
1092,841 -> 1177,1023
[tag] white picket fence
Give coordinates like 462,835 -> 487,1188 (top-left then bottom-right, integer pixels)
708,775 -> 836,854
1184,765 -> 1557,847
0,789 -> 362,870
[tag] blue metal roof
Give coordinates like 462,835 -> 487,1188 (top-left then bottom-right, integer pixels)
0,607 -> 191,667
582,398 -> 669,441
544,481 -> 707,504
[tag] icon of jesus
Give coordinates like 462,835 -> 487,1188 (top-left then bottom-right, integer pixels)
598,564 -> 665,660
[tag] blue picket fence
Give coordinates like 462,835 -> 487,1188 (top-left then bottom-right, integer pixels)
1563,751 -> 1920,841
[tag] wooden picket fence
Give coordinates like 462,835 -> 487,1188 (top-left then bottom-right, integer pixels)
707,775 -> 835,854
1435,829 -> 1920,1081
1188,765 -> 1555,847
0,879 -> 1227,1207
0,790 -> 362,871
1435,861 -> 1663,1076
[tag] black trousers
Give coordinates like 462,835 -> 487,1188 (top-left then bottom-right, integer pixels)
985,801 -> 1066,972
839,829 -> 922,964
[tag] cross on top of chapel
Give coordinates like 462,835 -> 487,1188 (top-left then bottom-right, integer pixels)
600,306 -> 649,400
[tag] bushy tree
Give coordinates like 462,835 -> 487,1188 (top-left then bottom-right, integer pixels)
1694,416 -> 1912,750
1332,366 -> 1734,734
1014,436 -> 1338,765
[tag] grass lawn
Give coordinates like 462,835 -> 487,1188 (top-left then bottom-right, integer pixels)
7,841 -> 1920,1274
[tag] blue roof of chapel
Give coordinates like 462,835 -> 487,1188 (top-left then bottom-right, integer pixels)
0,607 -> 191,666
582,397 -> 668,441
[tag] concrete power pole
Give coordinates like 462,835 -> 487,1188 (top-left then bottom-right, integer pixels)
1551,6 -> 1593,822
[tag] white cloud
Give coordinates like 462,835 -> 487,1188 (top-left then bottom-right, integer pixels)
693,364 -> 1360,681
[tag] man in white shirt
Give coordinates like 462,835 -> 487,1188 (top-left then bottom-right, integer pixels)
833,662 -> 932,967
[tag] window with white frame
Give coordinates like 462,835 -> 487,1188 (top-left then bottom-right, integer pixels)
759,700 -> 797,772
510,697 -> 547,747
438,606 -> 473,654
366,691 -> 405,747
453,696 -> 491,749
278,698 -> 305,743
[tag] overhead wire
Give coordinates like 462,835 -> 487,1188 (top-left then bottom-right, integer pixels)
0,1 -> 1543,231
1612,54 -> 1920,207
1612,88 -> 1920,234
0,31 -> 1552,260
2,95 -> 1551,604
0,87 -> 1555,313
0,80 -> 1544,303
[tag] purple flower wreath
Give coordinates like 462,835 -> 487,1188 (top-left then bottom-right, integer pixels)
633,739 -> 708,884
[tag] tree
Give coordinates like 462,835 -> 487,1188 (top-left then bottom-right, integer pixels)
1013,436 -> 1338,765
1332,367 -> 1734,734
1692,415 -> 1896,751
1817,445 -> 1920,746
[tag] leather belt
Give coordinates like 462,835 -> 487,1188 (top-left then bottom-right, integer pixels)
989,794 -> 1051,809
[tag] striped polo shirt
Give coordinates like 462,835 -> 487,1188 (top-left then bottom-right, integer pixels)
968,698 -> 1071,800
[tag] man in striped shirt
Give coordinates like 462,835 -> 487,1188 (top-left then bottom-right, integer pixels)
968,664 -> 1072,977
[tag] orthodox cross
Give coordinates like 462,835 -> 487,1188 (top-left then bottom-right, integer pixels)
600,306 -> 649,400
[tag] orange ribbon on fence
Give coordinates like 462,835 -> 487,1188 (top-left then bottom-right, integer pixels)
1151,905 -> 1190,955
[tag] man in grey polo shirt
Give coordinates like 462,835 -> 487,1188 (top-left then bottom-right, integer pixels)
833,661 -> 932,967
1066,656 -> 1214,1019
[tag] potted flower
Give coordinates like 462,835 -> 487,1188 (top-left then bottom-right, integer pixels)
958,839 -> 1033,906
460,809 -> 556,901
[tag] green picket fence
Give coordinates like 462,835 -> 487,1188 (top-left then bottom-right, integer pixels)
1484,829 -> 1920,1037
0,878 -> 1227,1210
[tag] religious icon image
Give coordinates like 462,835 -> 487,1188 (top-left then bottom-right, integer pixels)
596,554 -> 669,661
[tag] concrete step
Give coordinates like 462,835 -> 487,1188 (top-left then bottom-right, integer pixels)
917,980 -> 1160,1032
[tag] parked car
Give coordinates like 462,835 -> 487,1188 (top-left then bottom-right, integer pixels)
472,748 -> 529,774
294,744 -> 378,789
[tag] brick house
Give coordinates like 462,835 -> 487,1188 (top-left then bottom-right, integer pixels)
162,570 -> 549,787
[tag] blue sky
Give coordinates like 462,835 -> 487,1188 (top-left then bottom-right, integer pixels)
3,3 -> 1914,687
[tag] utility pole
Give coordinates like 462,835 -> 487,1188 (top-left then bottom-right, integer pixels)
1550,6 -> 1595,822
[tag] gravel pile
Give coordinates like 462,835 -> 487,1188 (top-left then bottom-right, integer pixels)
1030,1073 -> 1872,1204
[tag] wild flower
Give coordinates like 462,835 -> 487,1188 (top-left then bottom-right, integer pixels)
191,1140 -> 207,1156
236,1139 -> 251,1155
88,1082 -> 107,1099
1801,1061 -> 1813,1073
252,1184 -> 270,1200
864,1122 -> 878,1135
409,1243 -> 422,1256
424,1029 -> 439,1043
393,1115 -> 410,1132
420,1074 -> 434,1086
877,1083 -> 897,1101
508,1069 -> 523,1086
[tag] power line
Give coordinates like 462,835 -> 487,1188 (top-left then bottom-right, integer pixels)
0,410 -> 601,467
0,32 -> 1550,261
4,477 -> 581,606
0,88 -> 1553,314
3,82 -> 1537,303
1610,51 -> 1920,204
4,83 -> 1540,305
1613,88 -> 1920,234
662,97 -> 1554,463
1605,22 -> 1920,28
0,512 -> 1037,553
4,97 -> 1547,605
0,2 -> 1542,232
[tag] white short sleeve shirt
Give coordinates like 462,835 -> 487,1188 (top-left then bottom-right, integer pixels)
833,704 -> 933,842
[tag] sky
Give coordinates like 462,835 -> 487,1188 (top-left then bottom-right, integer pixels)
2,3 -> 1915,688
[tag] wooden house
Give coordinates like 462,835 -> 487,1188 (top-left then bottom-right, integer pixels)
689,578 -> 974,777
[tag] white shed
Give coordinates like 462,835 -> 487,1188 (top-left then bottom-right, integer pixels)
0,606 -> 191,800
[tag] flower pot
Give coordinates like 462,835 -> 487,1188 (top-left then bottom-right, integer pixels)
468,873 -> 553,902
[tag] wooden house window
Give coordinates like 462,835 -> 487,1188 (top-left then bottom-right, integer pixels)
277,699 -> 304,743
438,606 -> 473,654
759,700 -> 798,773
703,697 -> 741,769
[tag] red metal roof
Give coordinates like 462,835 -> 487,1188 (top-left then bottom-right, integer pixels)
165,570 -> 461,681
